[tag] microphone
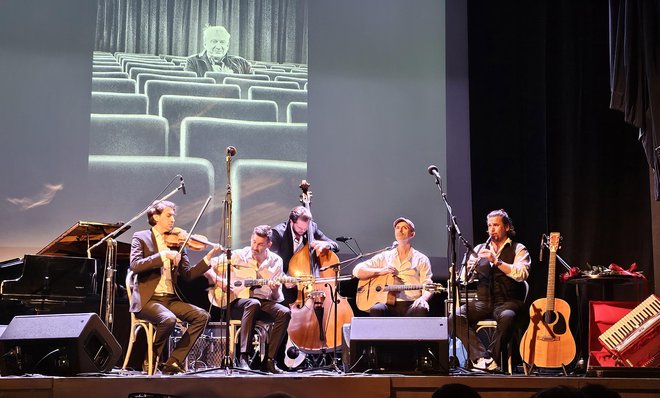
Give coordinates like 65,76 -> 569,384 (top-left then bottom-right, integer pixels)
336,236 -> 352,242
539,235 -> 545,262
179,175 -> 187,195
226,146 -> 237,157
427,165 -> 441,180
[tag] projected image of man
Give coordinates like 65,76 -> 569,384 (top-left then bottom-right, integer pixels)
185,25 -> 252,76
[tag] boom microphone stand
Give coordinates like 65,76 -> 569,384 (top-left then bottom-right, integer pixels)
427,165 -> 474,372
89,176 -> 185,331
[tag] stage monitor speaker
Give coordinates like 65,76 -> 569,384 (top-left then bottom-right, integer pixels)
0,313 -> 121,376
348,317 -> 448,374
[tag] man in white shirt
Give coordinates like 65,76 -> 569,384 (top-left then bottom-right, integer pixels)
352,217 -> 434,317
206,225 -> 291,374
448,209 -> 531,371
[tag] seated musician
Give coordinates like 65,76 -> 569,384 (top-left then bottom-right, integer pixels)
205,225 -> 291,374
448,209 -> 530,371
352,217 -> 433,317
270,206 -> 339,305
129,200 -> 222,374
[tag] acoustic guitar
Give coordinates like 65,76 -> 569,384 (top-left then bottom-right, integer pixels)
519,232 -> 576,370
356,274 -> 445,312
207,259 -> 313,307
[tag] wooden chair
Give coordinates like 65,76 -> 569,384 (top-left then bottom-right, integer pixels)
122,270 -> 157,374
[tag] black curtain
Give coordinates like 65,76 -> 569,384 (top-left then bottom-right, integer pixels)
94,0 -> 308,63
609,0 -> 660,200
468,0 -> 653,304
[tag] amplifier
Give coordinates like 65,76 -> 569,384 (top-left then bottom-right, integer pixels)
169,322 -> 231,371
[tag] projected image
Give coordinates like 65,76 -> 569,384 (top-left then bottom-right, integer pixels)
88,0 -> 309,248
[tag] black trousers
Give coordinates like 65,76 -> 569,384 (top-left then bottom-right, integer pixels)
368,300 -> 429,317
137,294 -> 209,365
447,299 -> 523,365
231,298 -> 291,359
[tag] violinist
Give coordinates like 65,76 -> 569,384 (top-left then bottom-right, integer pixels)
129,200 -> 222,375
352,217 -> 433,317
270,206 -> 339,305
205,225 -> 291,374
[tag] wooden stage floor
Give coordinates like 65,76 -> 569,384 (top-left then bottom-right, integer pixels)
0,369 -> 659,398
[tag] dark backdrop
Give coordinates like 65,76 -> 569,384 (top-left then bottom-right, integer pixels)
468,1 -> 653,306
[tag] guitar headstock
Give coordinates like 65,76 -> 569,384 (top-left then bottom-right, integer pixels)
299,179 -> 312,209
549,232 -> 561,253
425,283 -> 446,293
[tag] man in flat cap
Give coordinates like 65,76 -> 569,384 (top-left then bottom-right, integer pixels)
352,217 -> 433,316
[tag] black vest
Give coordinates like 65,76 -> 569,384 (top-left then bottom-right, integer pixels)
474,240 -> 526,303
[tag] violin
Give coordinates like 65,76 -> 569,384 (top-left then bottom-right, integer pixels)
164,227 -> 220,251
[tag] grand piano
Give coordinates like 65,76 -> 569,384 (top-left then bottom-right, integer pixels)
0,221 -> 131,321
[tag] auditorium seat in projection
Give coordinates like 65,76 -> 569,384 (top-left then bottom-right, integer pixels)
121,58 -> 172,71
159,95 -> 277,156
92,77 -> 137,94
86,155 -> 216,237
204,71 -> 269,84
181,117 -> 307,198
89,114 -> 168,156
160,54 -> 188,64
91,92 -> 147,115
92,71 -> 129,79
137,73 -> 213,94
287,101 -> 308,124
248,86 -> 308,123
274,75 -> 308,87
115,52 -> 162,63
253,69 -> 308,80
145,80 -> 240,115
223,78 -> 299,99
127,64 -> 183,80
230,159 -> 307,247
92,64 -> 123,73
130,68 -> 196,84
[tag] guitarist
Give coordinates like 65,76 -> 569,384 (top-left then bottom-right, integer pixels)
204,225 -> 291,374
448,209 -> 531,371
352,217 -> 434,316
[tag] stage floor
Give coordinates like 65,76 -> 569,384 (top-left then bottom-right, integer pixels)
0,369 -> 659,398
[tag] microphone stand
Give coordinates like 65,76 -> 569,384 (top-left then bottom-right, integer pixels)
428,169 -> 473,372
89,180 -> 185,331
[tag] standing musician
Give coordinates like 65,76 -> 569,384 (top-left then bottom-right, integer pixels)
204,225 -> 291,374
129,200 -> 222,374
448,209 -> 530,371
270,205 -> 339,305
352,217 -> 434,316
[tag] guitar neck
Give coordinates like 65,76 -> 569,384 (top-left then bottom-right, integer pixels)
241,276 -> 304,287
546,253 -> 556,311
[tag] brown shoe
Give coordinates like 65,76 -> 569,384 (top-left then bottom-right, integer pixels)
265,358 -> 284,374
160,359 -> 185,375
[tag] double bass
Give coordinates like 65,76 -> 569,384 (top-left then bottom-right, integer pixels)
285,180 -> 354,355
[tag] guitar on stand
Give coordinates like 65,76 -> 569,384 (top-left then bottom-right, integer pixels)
519,232 -> 576,374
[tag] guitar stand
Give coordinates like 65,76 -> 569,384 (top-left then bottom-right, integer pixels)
521,362 -> 570,376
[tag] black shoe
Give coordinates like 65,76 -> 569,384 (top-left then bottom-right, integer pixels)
265,358 -> 284,374
236,353 -> 251,370
160,359 -> 185,375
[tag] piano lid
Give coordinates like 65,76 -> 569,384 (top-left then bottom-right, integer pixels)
37,221 -> 130,258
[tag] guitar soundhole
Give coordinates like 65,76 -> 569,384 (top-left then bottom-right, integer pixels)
543,311 -> 568,334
